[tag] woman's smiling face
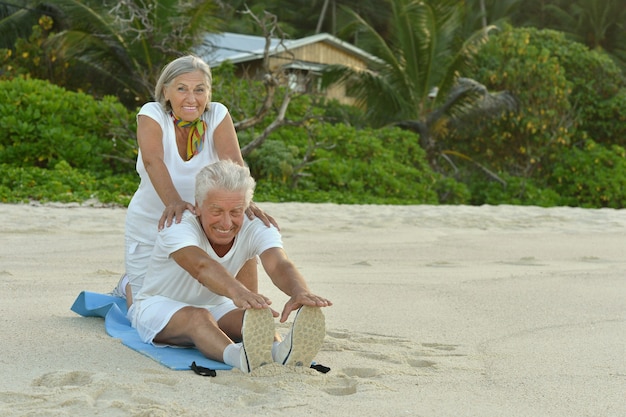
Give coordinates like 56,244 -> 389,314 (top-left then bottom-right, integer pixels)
164,70 -> 210,121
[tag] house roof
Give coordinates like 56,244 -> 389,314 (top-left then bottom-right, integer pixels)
200,32 -> 380,67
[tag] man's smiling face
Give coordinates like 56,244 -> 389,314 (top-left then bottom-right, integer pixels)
196,189 -> 247,250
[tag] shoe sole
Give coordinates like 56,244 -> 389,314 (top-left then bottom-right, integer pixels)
283,306 -> 326,366
241,308 -> 275,372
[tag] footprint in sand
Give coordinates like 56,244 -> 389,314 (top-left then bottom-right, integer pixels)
426,261 -> 459,268
498,256 -> 546,266
341,367 -> 380,378
22,370 -> 186,416
322,377 -> 358,396
578,256 -> 609,263
407,359 -> 437,368
324,330 -> 467,377
421,342 -> 460,352
32,370 -> 93,388
209,363 -> 359,401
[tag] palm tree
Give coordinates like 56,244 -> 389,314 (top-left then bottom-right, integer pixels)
218,0 -> 388,41
0,0 -> 222,106
459,0 -> 521,36
0,0 -> 47,48
322,0 -> 516,168
546,0 -> 626,71
513,0 -> 626,73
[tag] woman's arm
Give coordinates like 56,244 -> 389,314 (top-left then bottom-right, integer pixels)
213,112 -> 245,164
137,115 -> 195,229
213,112 -> 279,228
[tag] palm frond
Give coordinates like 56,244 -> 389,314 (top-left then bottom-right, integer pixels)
445,77 -> 518,121
339,4 -> 402,75
0,1 -> 48,48
46,28 -> 146,97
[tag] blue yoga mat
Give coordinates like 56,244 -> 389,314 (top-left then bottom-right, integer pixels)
70,291 -> 232,371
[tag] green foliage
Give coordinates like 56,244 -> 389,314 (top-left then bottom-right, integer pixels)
3,10 -> 625,209
442,26 -> 626,203
217,0 -> 390,45
549,140 -> 626,208
447,27 -> 575,178
0,77 -> 137,175
247,139 -> 302,183
323,0 -> 492,128
511,0 -> 626,73
497,26 -> 626,147
432,176 -> 472,205
251,123 -> 442,204
0,161 -> 137,205
0,16 -> 70,85
466,172 -> 561,207
439,26 -> 626,209
217,62 -> 448,204
1,0 -> 222,107
0,72 -> 448,206
589,89 -> 626,145
211,62 -> 261,123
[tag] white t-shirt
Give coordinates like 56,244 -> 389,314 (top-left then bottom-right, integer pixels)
125,101 -> 228,245
135,211 -> 283,307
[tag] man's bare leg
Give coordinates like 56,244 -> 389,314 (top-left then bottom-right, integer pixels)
154,306 -> 237,361
236,257 -> 258,293
155,306 -> 274,372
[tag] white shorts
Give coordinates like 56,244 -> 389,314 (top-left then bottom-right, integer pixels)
124,237 -> 154,299
128,295 -> 238,344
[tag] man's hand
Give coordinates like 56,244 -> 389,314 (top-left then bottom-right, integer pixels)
230,287 -> 273,310
280,292 -> 332,323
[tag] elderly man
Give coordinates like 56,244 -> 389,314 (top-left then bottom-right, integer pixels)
128,160 -> 332,373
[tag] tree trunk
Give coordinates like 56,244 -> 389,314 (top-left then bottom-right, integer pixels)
315,0 -> 331,34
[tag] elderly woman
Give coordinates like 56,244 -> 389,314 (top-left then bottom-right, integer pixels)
115,55 -> 275,306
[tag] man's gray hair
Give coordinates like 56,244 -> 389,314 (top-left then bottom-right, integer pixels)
195,160 -> 255,207
154,55 -> 213,112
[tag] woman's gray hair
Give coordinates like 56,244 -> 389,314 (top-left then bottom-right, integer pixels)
154,55 -> 213,112
195,160 -> 256,207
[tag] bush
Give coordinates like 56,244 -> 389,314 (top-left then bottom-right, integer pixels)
0,161 -> 137,205
466,172 -> 561,207
250,122 -> 441,204
548,140 -> 626,208
208,61 -> 456,205
528,31 -> 626,147
461,26 -> 626,160
442,26 -> 626,208
446,27 -> 576,180
0,77 -> 137,176
433,176 -> 471,205
247,139 -> 302,183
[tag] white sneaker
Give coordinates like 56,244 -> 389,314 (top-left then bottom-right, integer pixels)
109,273 -> 128,298
240,308 -> 275,373
274,306 -> 326,366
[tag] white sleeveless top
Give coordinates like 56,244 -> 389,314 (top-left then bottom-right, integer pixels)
125,101 -> 227,244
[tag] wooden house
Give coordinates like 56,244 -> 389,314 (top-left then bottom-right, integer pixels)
201,32 -> 379,105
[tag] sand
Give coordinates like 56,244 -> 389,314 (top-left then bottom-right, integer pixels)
0,202 -> 624,417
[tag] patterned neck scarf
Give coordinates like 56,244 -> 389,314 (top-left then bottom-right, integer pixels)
171,112 -> 206,160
